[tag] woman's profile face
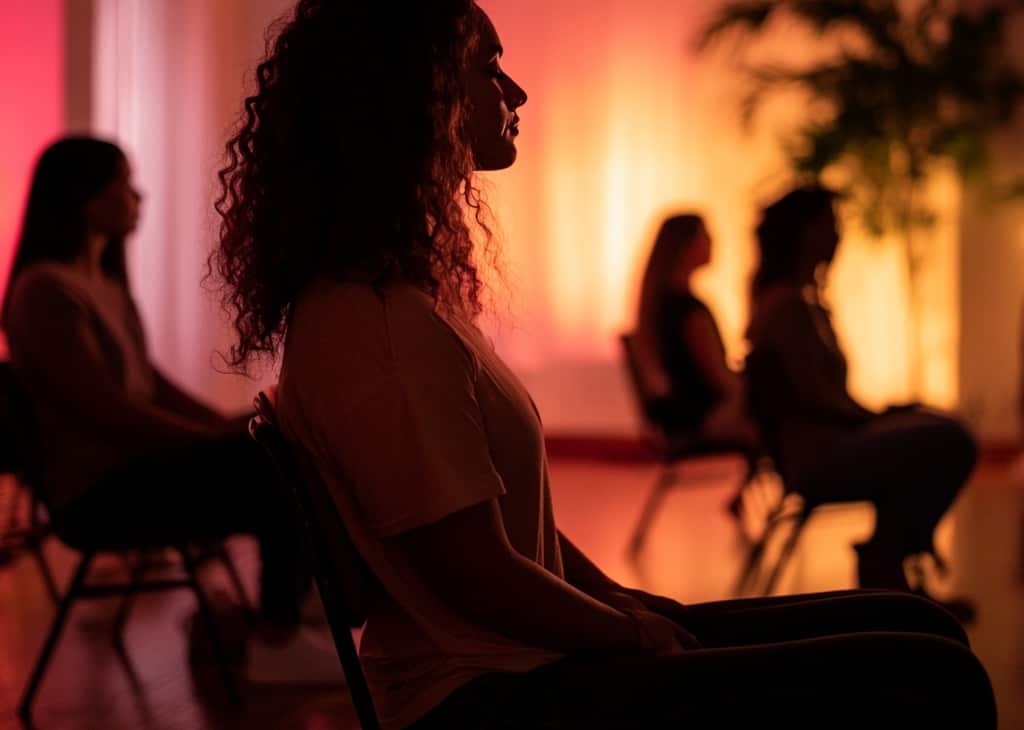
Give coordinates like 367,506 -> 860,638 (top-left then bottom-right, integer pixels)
690,224 -> 712,268
463,8 -> 528,171
802,205 -> 840,269
83,157 -> 142,238
673,224 -> 712,279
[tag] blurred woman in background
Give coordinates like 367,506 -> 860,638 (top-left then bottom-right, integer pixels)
2,137 -> 336,681
746,185 -> 976,604
635,213 -> 757,445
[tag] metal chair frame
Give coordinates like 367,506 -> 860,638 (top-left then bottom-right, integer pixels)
618,333 -> 763,558
250,391 -> 381,730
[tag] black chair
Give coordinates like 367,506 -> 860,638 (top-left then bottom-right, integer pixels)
249,391 -> 381,730
0,362 -> 58,602
733,348 -> 867,596
14,373 -> 249,724
619,333 -> 763,558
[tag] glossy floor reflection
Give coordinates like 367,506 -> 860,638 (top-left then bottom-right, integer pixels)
0,459 -> 1021,729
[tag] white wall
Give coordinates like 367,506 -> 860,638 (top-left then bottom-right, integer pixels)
959,125 -> 1024,442
79,0 -> 294,412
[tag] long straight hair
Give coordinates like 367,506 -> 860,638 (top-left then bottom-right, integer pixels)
2,137 -> 129,325
635,214 -> 705,345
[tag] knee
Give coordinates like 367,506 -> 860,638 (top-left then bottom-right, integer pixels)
893,592 -> 970,646
875,634 -> 995,723
928,420 -> 978,477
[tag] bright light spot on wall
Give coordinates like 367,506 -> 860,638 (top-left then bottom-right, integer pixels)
481,0 -> 960,432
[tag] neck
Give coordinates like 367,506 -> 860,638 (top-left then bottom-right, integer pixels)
671,266 -> 697,292
74,233 -> 109,278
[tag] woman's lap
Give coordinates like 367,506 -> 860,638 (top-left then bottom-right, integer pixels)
797,409 -> 975,505
684,588 -> 968,647
421,633 -> 991,729
415,590 -> 993,728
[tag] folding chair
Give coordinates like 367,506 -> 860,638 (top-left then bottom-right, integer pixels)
733,348 -> 863,596
250,391 -> 381,730
0,361 -> 58,601
14,370 -> 249,724
619,333 -> 763,558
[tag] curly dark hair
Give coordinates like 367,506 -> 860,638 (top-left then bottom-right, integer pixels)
212,0 -> 493,369
752,185 -> 837,296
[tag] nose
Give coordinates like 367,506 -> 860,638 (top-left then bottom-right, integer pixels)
505,76 -> 527,110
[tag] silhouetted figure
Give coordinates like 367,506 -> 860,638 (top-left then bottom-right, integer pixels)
210,2 -> 994,726
2,137 -> 338,681
635,214 -> 757,444
746,186 -> 977,602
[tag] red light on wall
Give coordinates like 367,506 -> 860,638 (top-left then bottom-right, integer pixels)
0,0 -> 64,304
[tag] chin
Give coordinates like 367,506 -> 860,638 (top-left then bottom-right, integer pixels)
474,141 -> 519,172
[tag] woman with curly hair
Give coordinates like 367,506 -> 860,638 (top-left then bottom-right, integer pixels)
213,2 -> 994,727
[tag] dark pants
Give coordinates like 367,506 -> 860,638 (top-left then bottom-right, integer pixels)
56,433 -> 310,624
413,590 -> 995,729
797,409 -> 977,558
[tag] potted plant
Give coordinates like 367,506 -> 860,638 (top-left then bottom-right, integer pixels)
699,0 -> 1024,398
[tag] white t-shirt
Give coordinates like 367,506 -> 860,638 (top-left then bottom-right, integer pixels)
277,280 -> 564,729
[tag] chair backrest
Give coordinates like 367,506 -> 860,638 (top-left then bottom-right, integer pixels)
619,332 -> 673,434
0,361 -> 52,507
0,362 -> 35,473
249,392 -> 381,730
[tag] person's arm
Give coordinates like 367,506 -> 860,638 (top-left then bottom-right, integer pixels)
558,529 -> 621,597
6,275 -> 221,447
756,292 -> 874,425
396,500 -> 690,654
680,309 -> 742,401
557,530 -> 700,647
152,368 -> 227,427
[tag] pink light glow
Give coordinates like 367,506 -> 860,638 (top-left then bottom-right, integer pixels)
0,0 -> 64,304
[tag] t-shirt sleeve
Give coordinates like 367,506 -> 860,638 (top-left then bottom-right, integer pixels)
309,312 -> 507,538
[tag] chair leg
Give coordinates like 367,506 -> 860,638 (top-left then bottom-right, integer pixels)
29,540 -> 60,604
726,457 -> 761,520
176,545 -> 240,703
734,537 -> 765,597
762,511 -> 810,596
111,553 -> 153,653
18,551 -> 95,725
733,507 -> 784,597
627,465 -> 677,558
214,544 -> 254,617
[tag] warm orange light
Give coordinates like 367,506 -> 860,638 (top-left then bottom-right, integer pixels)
482,0 -> 959,432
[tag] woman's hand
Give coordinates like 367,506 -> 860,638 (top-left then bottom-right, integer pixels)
607,589 -> 701,650
626,607 -> 699,655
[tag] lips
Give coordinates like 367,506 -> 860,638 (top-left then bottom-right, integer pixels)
508,115 -> 520,136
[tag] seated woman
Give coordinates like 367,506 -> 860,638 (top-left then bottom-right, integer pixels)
212,1 -> 994,726
2,137 -> 336,680
635,214 -> 757,446
746,186 -> 977,600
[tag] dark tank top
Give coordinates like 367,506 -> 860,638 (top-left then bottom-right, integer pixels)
655,290 -> 724,432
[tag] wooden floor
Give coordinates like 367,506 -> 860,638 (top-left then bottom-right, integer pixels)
0,458 -> 1022,729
